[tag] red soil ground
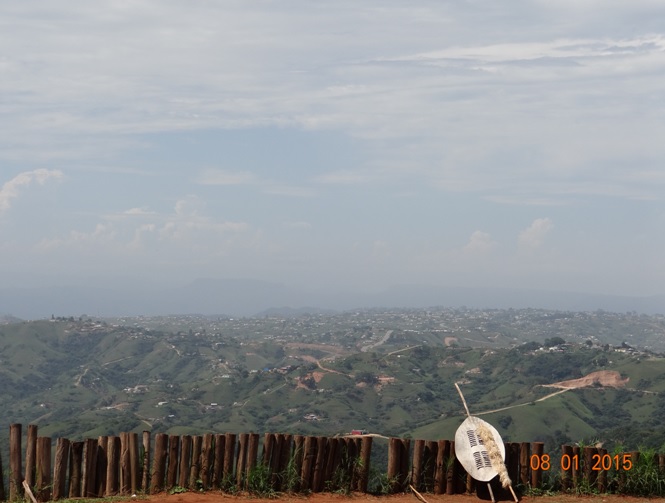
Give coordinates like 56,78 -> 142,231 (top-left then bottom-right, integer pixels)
118,491 -> 665,503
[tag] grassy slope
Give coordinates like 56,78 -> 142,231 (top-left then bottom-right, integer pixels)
0,319 -> 664,454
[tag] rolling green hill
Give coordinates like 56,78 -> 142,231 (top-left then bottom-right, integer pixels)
0,313 -> 664,456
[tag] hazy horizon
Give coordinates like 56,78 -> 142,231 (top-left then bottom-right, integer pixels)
1,2 -> 664,304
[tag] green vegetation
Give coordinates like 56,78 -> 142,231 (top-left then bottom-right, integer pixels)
0,309 -> 664,457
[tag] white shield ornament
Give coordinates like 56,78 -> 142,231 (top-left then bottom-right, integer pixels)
454,416 -> 505,482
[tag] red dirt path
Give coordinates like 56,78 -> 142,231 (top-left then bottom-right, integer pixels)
119,491 -> 665,503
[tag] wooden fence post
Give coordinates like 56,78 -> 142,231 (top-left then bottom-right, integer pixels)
201,433 -> 214,489
446,441 -> 456,495
25,424 -> 38,490
572,446 -> 580,491
388,437 -> 410,493
520,442 -> 531,488
35,436 -> 52,502
293,435 -> 304,492
235,434 -> 248,488
357,436 -> 372,493
223,433 -> 237,485
129,433 -> 140,494
189,436 -> 202,489
300,436 -> 315,492
411,439 -> 425,490
82,438 -> 98,497
560,444 -> 572,490
422,440 -> 437,493
167,435 -> 180,489
105,436 -> 119,497
53,438 -> 70,501
119,432 -> 131,495
583,447 -> 598,490
212,434 -> 225,488
597,448 -> 608,493
530,442 -> 544,490
151,433 -> 168,493
142,431 -> 151,493
312,437 -> 327,492
69,441 -> 84,497
179,435 -> 192,489
434,439 -> 448,494
9,423 -> 22,501
96,436 -> 108,497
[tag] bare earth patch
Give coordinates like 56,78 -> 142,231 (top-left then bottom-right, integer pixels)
117,491 -> 665,503
543,370 -> 629,390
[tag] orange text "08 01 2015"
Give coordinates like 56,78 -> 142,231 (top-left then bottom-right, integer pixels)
530,453 -> 633,471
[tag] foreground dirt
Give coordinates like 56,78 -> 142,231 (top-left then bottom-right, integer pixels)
120,491 -> 665,503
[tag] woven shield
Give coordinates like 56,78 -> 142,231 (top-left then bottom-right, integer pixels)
454,416 -> 506,482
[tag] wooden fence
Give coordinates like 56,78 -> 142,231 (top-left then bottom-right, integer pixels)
0,424 -> 659,500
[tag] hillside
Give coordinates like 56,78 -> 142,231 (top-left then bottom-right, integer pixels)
0,309 -> 664,455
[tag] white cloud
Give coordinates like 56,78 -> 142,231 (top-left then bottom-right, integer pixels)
518,218 -> 553,250
463,231 -> 496,254
0,169 -> 63,214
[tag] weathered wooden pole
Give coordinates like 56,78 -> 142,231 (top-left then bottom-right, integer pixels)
582,447 -> 598,490
189,436 -> 202,489
279,434 -> 294,487
105,436 -> 120,497
530,442 -> 544,490
245,433 -> 260,484
357,436 -> 373,493
312,437 -> 327,492
129,433 -> 140,494
9,423 -> 22,501
68,441 -> 84,498
520,442 -> 531,488
179,435 -> 192,489
201,433 -> 215,489
119,432 -> 130,495
223,433 -> 237,485
560,444 -> 572,491
212,434 -> 225,488
53,438 -> 70,500
82,438 -> 98,497
25,424 -> 38,490
235,434 -> 248,488
262,433 -> 274,466
597,448 -> 608,493
321,437 -> 337,490
96,436 -> 108,497
446,441 -> 456,495
571,446 -> 580,491
151,433 -> 168,493
263,433 -> 284,491
434,439 -> 448,494
142,431 -> 151,493
422,440 -> 437,493
411,439 -> 425,490
166,435 -> 180,489
507,442 -> 520,489
35,436 -> 52,502
300,436 -> 315,491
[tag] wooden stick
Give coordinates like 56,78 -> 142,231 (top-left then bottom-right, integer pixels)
22,481 -> 37,503
409,484 -> 431,503
509,484 -> 519,502
454,382 -> 471,417
487,482 -> 495,503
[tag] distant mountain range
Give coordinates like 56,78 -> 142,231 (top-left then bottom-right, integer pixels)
1,278 -> 663,319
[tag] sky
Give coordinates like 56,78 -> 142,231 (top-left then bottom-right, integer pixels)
1,1 -> 665,302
